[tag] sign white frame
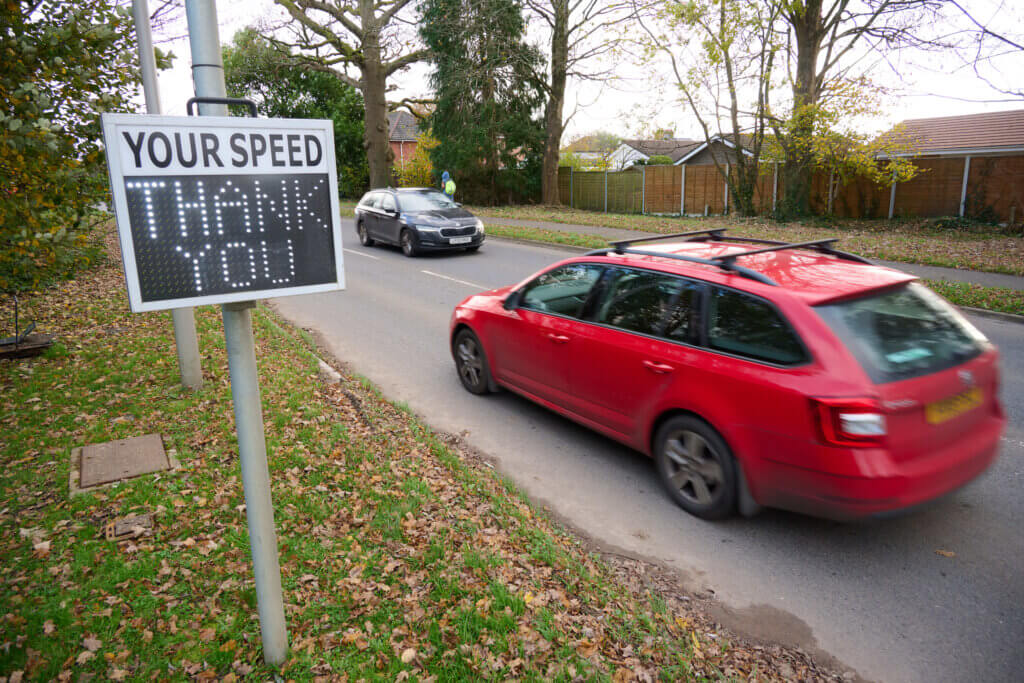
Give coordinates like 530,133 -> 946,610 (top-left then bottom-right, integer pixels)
102,113 -> 345,312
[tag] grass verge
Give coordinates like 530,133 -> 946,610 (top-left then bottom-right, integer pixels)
0,237 -> 837,680
487,224 -> 1023,317
474,205 -> 1024,277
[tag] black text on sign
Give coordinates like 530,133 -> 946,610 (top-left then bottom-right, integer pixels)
101,114 -> 344,312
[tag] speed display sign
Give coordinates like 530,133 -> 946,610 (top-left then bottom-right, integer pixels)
101,113 -> 344,312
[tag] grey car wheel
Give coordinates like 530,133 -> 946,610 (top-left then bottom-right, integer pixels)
454,329 -> 493,394
401,229 -> 419,257
357,220 -> 374,246
654,416 -> 737,519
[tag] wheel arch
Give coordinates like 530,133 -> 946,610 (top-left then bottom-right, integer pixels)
648,407 -> 762,516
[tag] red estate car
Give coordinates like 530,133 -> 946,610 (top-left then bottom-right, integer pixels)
448,230 -> 1004,520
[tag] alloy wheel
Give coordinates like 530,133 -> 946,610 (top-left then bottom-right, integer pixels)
457,336 -> 484,390
662,429 -> 725,506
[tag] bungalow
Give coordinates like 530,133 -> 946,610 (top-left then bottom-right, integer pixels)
610,134 -> 753,169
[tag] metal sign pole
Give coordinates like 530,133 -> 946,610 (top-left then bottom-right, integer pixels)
131,0 -> 203,390
183,0 -> 288,665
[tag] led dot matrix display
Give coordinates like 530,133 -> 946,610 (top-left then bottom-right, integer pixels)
102,114 -> 344,312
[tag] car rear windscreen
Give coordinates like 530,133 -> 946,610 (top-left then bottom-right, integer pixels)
815,282 -> 988,384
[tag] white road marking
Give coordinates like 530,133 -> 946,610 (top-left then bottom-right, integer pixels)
421,270 -> 486,290
343,248 -> 379,260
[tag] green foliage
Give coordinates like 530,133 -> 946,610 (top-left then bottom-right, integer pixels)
223,28 -> 368,197
0,0 -> 147,291
396,131 -> 440,187
420,0 -> 545,205
644,155 -> 674,165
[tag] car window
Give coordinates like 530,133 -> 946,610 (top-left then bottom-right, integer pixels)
595,269 -> 699,340
815,282 -> 986,383
707,287 -> 807,365
358,192 -> 374,207
520,264 -> 604,318
398,191 -> 457,211
380,194 -> 396,212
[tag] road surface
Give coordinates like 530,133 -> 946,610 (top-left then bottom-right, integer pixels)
273,222 -> 1024,683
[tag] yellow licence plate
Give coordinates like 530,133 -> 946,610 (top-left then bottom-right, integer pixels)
925,387 -> 983,424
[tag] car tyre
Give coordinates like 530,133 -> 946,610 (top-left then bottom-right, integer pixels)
400,229 -> 419,257
357,220 -> 374,246
453,329 -> 494,395
654,416 -> 737,520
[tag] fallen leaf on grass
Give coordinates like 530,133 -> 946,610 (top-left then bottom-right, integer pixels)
198,628 -> 216,642
83,636 -> 102,651
43,620 -> 55,634
76,651 -> 95,665
401,647 -> 416,664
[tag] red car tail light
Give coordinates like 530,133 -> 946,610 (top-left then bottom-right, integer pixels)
811,397 -> 887,447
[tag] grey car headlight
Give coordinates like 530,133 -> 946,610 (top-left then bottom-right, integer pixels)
474,218 -> 485,234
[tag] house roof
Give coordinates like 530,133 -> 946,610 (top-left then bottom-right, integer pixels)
675,134 -> 757,164
893,109 -> 1024,155
388,111 -> 421,142
620,138 -> 703,163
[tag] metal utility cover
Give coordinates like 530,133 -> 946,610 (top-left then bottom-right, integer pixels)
79,434 -> 170,488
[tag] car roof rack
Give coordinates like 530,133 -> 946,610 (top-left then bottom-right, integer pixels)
585,228 -> 871,286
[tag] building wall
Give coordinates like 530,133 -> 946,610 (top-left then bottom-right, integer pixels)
610,144 -> 647,170
390,140 -> 417,169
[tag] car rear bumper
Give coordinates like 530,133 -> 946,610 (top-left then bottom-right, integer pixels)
747,414 -> 1004,520
416,232 -> 484,251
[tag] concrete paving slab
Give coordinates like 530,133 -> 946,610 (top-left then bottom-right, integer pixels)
79,434 -> 169,488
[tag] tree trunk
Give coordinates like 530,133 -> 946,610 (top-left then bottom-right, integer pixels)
780,0 -> 822,218
361,19 -> 393,189
541,0 -> 569,205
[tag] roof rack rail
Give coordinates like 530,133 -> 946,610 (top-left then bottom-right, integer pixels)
684,233 -> 871,264
583,246 -> 779,286
714,238 -> 874,265
609,228 -> 726,253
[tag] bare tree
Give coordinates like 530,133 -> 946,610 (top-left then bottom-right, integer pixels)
636,0 -> 781,216
272,0 -> 428,188
526,0 -> 635,205
773,0 -> 951,216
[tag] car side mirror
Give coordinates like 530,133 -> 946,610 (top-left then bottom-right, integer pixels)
503,290 -> 521,310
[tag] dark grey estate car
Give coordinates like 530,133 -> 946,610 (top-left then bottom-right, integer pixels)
354,187 -> 485,257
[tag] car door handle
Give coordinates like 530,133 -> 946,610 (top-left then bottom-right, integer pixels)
643,360 -> 674,374
547,333 -> 571,344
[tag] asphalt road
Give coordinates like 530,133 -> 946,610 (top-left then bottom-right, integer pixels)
272,221 -> 1024,683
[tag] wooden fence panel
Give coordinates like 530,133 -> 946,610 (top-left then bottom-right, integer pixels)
893,158 -> 963,218
967,155 -> 1024,223
572,171 -> 606,211
558,167 -> 571,205
607,170 -> 643,213
643,165 -> 681,214
684,165 -> 726,215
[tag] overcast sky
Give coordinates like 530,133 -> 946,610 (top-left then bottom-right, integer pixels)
148,0 -> 1024,143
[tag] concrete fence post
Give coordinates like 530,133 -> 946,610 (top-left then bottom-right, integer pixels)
888,169 -> 897,219
569,167 -> 573,209
604,170 -> 608,212
959,156 -> 971,217
680,164 -> 686,215
724,163 -> 730,215
641,166 -> 646,214
772,162 -> 778,213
